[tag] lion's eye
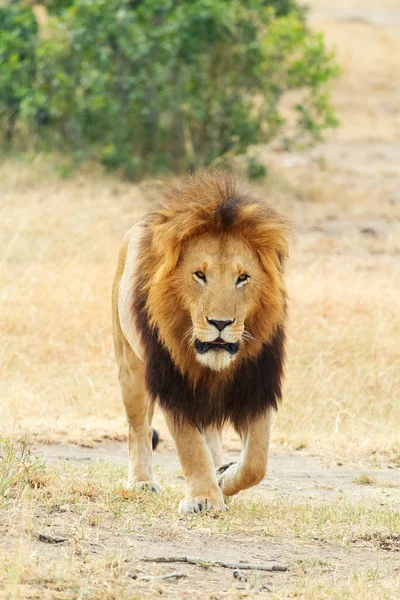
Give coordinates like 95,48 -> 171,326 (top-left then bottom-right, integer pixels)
194,271 -> 207,283
236,273 -> 249,286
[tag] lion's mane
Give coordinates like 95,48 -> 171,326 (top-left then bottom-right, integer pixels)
132,170 -> 291,431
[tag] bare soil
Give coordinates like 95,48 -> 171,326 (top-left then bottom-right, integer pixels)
20,440 -> 398,598
36,440 -> 400,507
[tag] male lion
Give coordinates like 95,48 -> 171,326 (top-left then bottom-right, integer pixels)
112,170 -> 290,514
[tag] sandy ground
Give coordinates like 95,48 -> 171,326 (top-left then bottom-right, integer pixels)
36,440 -> 400,507
6,439 -> 394,599
6,512 -> 396,600
7,509 -> 396,600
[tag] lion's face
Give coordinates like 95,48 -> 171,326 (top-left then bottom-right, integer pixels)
176,234 -> 266,371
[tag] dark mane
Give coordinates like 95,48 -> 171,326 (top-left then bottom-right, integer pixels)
131,169 -> 289,430
133,285 -> 285,431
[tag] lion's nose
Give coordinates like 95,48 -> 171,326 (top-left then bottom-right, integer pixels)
207,318 -> 235,332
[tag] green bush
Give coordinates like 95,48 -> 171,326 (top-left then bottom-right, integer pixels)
1,0 -> 339,178
0,2 -> 38,143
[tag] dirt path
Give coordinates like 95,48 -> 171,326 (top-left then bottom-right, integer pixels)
26,441 -> 399,598
35,441 -> 400,507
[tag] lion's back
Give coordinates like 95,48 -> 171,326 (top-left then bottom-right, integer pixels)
113,221 -> 145,363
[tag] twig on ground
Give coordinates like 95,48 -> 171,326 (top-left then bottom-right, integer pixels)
254,583 -> 273,594
36,532 -> 67,544
141,556 -> 287,572
136,571 -> 187,582
160,571 -> 188,580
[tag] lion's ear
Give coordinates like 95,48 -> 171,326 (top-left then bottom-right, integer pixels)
252,218 -> 290,275
151,204 -> 203,281
257,249 -> 280,279
151,219 -> 181,283
276,249 -> 288,272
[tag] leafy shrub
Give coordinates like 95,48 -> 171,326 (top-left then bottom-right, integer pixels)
0,2 -> 38,143
1,0 -> 339,178
265,0 -> 308,19
247,157 -> 268,180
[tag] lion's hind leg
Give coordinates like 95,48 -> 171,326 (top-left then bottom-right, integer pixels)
205,426 -> 224,469
118,347 -> 160,493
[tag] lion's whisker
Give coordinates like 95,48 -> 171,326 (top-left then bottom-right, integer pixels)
242,329 -> 255,340
183,326 -> 195,345
242,330 -> 259,346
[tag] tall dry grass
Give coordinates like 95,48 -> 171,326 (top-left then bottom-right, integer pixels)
0,156 -> 399,460
0,160 -> 146,444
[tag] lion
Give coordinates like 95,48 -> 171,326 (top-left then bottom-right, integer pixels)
112,169 -> 291,514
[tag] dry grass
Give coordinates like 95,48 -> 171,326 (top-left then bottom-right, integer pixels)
1,2 -> 400,459
0,438 -> 52,504
0,159 -> 146,445
0,445 -> 399,599
275,573 -> 400,600
22,461 -> 398,544
1,152 -> 399,460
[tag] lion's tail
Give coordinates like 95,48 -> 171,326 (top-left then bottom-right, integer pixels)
152,428 -> 160,450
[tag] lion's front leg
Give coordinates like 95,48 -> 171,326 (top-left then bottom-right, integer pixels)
217,408 -> 272,496
163,410 -> 226,514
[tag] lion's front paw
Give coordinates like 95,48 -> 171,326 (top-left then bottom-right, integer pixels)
126,481 -> 162,493
178,495 -> 226,515
217,462 -> 238,496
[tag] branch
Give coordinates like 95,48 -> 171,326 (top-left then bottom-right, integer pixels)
141,556 -> 287,572
137,571 -> 187,582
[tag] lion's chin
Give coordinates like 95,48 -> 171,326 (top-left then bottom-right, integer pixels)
195,349 -> 238,372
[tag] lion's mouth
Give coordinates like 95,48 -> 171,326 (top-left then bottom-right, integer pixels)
194,338 -> 239,356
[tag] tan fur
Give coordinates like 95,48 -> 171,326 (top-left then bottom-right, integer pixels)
112,170 -> 290,512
